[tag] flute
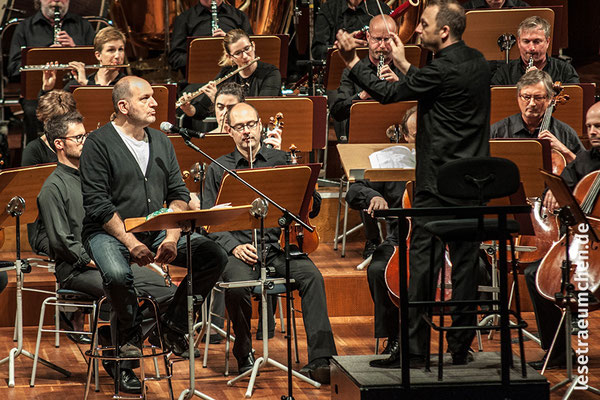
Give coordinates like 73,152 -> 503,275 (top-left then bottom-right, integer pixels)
19,64 -> 130,72
175,57 -> 260,108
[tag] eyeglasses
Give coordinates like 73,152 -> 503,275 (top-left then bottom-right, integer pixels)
230,43 -> 254,59
58,132 -> 88,144
369,36 -> 392,44
231,120 -> 259,133
519,94 -> 548,103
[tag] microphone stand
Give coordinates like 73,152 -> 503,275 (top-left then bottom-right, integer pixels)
180,136 -> 314,400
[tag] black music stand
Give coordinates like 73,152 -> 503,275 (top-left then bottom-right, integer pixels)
539,170 -> 600,399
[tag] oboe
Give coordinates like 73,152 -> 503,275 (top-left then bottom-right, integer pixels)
377,54 -> 385,80
175,57 -> 260,108
53,5 -> 61,45
211,0 -> 219,35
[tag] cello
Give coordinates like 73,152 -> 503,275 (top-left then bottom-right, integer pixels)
536,170 -> 600,310
515,82 -> 570,266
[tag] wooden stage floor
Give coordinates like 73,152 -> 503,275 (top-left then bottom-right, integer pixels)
0,312 -> 598,399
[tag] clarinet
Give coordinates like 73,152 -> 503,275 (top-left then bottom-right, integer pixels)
527,55 -> 534,70
211,0 -> 219,35
377,54 -> 385,80
53,5 -> 62,45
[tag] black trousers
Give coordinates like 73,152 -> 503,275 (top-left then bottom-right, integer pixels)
222,247 -> 337,363
366,242 -> 398,338
407,192 -> 480,357
20,98 -> 42,145
524,261 -> 566,359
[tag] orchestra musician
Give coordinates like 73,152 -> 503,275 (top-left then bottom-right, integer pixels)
168,0 -> 254,74
330,14 -> 406,142
491,70 -> 584,164
36,111 -> 177,393
179,29 -> 281,129
79,76 -> 227,358
461,0 -> 529,10
21,90 -> 76,166
312,0 -> 390,61
491,16 -> 580,85
336,0 -> 490,367
524,101 -> 600,370
344,109 -> 415,355
202,102 -> 337,383
7,0 -> 95,144
41,27 -> 128,93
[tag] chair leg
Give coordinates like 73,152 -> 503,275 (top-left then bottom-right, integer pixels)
55,282 -> 60,348
202,296 -> 212,368
333,177 -> 345,251
509,238 -> 527,378
375,338 -> 380,355
30,297 -> 53,387
224,314 -> 231,376
278,295 -> 285,334
291,298 -> 299,364
341,180 -> 350,257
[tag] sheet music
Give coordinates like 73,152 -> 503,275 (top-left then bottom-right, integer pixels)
369,145 -> 416,169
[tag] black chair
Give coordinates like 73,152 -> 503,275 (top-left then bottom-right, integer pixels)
421,156 -> 527,381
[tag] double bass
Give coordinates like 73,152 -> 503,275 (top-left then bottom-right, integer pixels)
536,171 -> 600,310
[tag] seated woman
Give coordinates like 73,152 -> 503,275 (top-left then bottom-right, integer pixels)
42,26 -> 128,93
21,90 -> 76,166
179,29 -> 282,125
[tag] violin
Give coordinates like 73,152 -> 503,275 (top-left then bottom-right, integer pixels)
517,82 -> 570,265
536,170 -> 600,310
263,112 -> 284,147
278,144 -> 320,254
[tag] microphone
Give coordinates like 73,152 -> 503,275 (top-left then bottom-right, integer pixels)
160,121 -> 206,140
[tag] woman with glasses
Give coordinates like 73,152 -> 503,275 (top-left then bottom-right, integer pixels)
179,29 -> 282,125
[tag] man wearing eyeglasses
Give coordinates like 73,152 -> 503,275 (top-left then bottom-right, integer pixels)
490,69 -> 583,163
202,102 -> 337,383
330,15 -> 405,142
36,110 -> 177,393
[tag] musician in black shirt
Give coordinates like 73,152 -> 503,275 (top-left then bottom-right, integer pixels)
312,0 -> 390,61
330,15 -> 406,141
491,16 -> 579,85
337,0 -> 490,367
525,102 -> 600,370
168,0 -> 253,74
8,0 -> 95,144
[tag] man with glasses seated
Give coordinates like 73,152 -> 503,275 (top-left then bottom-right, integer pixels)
330,14 -> 406,142
202,102 -> 337,383
491,69 -> 583,163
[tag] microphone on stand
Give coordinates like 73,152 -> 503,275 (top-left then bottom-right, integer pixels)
160,122 -> 206,140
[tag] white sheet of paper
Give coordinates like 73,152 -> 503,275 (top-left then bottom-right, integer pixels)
369,146 -> 416,169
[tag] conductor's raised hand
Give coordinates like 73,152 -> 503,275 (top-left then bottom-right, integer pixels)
334,30 -> 361,68
389,34 -> 410,74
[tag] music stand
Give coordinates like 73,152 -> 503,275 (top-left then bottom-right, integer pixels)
209,165 -> 321,398
0,164 -> 71,388
538,170 -> 600,399
173,137 -> 316,400
126,206 -> 254,400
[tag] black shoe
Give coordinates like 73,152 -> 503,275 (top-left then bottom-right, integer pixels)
381,338 -> 399,355
153,325 -> 199,359
118,369 -> 142,394
300,357 -> 330,384
369,347 -> 425,369
237,352 -> 256,375
362,240 -> 380,259
451,349 -> 474,365
119,329 -> 142,358
66,333 -> 92,345
528,351 -> 568,371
